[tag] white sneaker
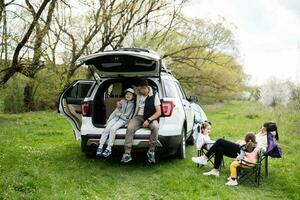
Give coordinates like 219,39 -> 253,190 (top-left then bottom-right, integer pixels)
191,156 -> 207,165
203,169 -> 219,177
225,179 -> 238,186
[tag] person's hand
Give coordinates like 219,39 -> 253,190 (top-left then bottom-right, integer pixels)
116,101 -> 122,108
143,120 -> 149,128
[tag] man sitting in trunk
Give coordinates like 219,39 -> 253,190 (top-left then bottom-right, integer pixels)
121,79 -> 161,164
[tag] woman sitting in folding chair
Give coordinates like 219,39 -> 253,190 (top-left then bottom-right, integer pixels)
191,122 -> 269,177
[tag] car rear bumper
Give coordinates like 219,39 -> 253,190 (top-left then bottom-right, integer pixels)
82,133 -> 182,151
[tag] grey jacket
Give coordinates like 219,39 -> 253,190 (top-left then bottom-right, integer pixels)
107,99 -> 135,123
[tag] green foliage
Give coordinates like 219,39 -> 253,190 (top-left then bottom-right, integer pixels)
30,64 -> 90,111
0,62 -> 90,113
2,75 -> 25,113
245,113 -> 259,119
0,101 -> 299,199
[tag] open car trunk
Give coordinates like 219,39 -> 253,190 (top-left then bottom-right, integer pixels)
77,50 -> 161,78
92,78 -> 159,128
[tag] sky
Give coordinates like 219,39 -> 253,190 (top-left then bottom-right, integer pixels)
182,0 -> 300,85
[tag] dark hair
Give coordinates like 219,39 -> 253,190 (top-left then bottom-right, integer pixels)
204,120 -> 212,125
136,79 -> 149,87
244,132 -> 256,153
200,122 -> 210,131
263,121 -> 279,141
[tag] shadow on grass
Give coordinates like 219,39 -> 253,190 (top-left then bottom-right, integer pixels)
87,149 -> 179,168
50,143 -> 181,171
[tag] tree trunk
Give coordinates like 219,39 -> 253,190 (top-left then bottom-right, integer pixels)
24,83 -> 34,111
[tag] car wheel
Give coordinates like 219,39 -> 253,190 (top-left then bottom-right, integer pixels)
186,121 -> 195,146
177,126 -> 186,159
186,134 -> 194,145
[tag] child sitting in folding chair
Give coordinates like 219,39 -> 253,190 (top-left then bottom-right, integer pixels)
194,121 -> 215,150
192,121 -> 216,167
226,132 -> 258,186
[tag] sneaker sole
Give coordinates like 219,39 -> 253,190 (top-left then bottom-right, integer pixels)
191,158 -> 207,165
121,158 -> 132,163
203,173 -> 219,177
103,153 -> 111,158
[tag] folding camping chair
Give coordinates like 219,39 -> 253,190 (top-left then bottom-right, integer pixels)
197,142 -> 225,170
237,148 -> 267,187
197,143 -> 215,167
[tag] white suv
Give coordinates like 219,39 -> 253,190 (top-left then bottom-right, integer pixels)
58,48 -> 197,159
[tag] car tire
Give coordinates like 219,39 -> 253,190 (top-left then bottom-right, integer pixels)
186,124 -> 195,145
186,118 -> 196,145
186,134 -> 194,145
177,126 -> 186,159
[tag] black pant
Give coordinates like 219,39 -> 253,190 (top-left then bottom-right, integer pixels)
206,138 -> 240,169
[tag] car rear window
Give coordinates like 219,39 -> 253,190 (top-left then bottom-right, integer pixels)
85,55 -> 157,72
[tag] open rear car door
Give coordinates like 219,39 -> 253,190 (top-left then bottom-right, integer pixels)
58,80 -> 95,140
77,50 -> 162,78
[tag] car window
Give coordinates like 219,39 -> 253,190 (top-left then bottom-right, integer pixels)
67,83 -> 93,99
174,82 -> 186,99
191,103 -> 208,122
78,83 -> 93,98
163,80 -> 180,98
86,55 -> 157,72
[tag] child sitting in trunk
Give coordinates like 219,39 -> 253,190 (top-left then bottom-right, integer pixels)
96,88 -> 135,157
226,132 -> 258,186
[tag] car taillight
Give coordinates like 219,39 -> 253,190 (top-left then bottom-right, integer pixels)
162,101 -> 175,117
81,102 -> 90,116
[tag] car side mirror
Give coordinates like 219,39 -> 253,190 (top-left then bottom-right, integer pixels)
189,96 -> 198,103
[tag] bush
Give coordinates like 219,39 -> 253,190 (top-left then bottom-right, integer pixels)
32,64 -> 90,111
3,76 -> 25,113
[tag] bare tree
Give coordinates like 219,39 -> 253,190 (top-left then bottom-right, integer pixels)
51,0 -> 174,83
0,0 -> 53,86
0,0 -> 15,67
130,16 -> 243,99
0,0 -> 58,111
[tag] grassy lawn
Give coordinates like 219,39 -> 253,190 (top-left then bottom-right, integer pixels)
0,101 -> 299,200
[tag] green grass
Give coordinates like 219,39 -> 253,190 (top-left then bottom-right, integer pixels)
0,101 -> 299,199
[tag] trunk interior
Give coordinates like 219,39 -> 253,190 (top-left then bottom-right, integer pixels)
92,78 -> 159,128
